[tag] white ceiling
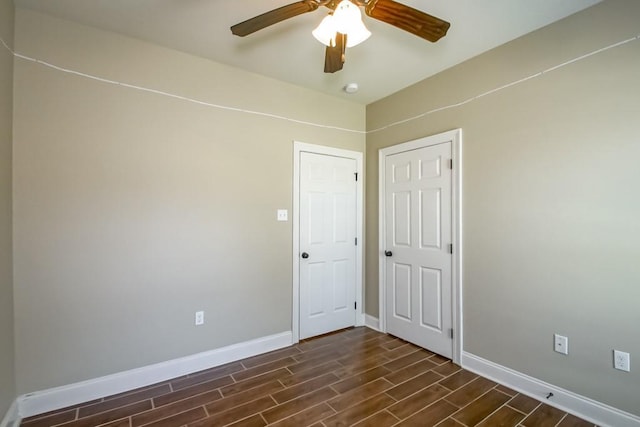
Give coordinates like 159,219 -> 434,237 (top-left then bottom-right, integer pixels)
14,0 -> 601,104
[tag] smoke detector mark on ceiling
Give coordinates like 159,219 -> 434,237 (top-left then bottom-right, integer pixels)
343,83 -> 359,93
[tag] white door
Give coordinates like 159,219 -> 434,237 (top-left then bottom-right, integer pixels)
299,152 -> 357,339
384,141 -> 453,358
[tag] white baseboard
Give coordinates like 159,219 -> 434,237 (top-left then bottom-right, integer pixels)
364,314 -> 380,331
461,351 -> 640,427
19,331 -> 293,419
0,399 -> 20,427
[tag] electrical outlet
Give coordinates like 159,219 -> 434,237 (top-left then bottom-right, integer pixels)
277,209 -> 288,221
614,350 -> 630,372
195,311 -> 204,326
554,334 -> 568,355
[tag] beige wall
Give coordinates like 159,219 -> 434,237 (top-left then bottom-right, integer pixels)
0,0 -> 16,417
9,0 -> 639,418
12,8 -> 365,394
366,0 -> 640,416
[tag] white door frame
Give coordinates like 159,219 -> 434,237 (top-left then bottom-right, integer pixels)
378,129 -> 463,364
293,141 -> 364,343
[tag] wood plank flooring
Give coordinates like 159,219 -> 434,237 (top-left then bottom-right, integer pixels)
21,328 -> 597,427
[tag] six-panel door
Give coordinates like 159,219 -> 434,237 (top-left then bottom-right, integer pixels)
384,141 -> 453,358
300,152 -> 357,339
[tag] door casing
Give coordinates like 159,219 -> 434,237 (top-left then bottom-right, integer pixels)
293,141 -> 364,343
378,129 -> 463,364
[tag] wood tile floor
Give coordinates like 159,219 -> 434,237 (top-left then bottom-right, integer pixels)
22,328 -> 597,427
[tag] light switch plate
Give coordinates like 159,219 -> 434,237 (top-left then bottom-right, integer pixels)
277,209 -> 288,221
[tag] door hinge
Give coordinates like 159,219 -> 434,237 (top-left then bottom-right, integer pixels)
355,237 -> 358,246
354,301 -> 357,310
448,159 -> 453,169
354,172 -> 358,181
449,328 -> 454,339
448,243 -> 453,254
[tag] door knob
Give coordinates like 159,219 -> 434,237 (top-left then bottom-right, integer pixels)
385,251 -> 393,257
301,252 -> 309,259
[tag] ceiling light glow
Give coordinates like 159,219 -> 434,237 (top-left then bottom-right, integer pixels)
312,0 -> 371,48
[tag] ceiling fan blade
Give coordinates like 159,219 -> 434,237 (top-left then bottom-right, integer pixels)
231,0 -> 320,37
324,33 -> 346,73
365,0 -> 450,43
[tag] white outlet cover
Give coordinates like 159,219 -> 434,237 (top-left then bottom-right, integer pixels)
614,350 -> 631,372
277,209 -> 288,221
554,334 -> 569,355
195,311 -> 204,326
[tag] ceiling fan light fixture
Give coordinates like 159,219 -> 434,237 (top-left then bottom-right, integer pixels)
312,0 -> 371,48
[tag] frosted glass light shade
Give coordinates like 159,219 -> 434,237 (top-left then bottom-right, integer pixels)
343,18 -> 371,47
312,0 -> 371,48
312,15 -> 337,46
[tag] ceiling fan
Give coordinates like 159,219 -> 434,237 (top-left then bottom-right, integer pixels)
230,0 -> 451,73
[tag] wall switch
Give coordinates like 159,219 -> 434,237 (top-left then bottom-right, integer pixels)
614,350 -> 630,372
195,311 -> 204,326
554,334 -> 569,355
277,209 -> 288,221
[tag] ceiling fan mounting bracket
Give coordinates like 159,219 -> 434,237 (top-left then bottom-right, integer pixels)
317,0 -> 368,9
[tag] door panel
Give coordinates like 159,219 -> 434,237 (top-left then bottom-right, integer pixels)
393,263 -> 412,321
332,259 -> 349,311
333,194 -> 349,242
420,189 -> 441,249
300,152 -> 357,339
393,162 -> 412,183
385,142 -> 453,358
420,267 -> 442,330
308,192 -> 324,244
309,262 -> 327,317
393,192 -> 412,247
420,156 -> 442,179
